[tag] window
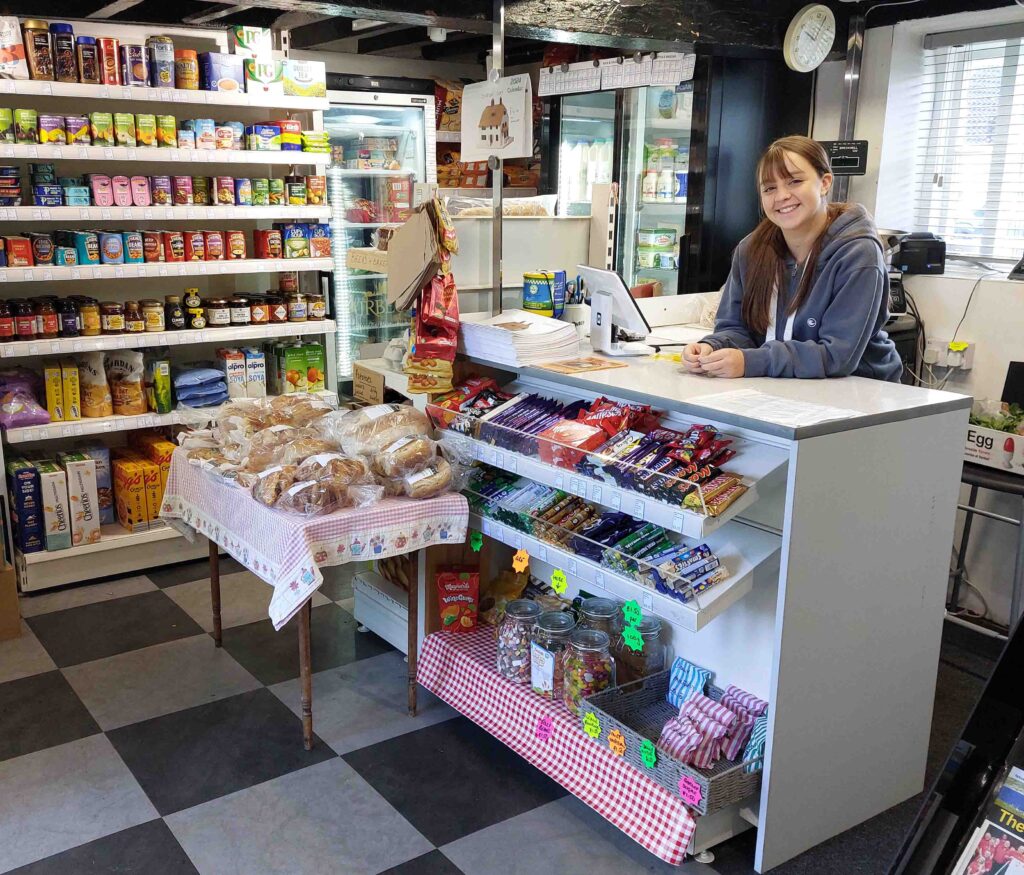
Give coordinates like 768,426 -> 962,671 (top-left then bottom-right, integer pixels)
915,34 -> 1024,259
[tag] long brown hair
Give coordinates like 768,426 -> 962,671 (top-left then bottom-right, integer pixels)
741,136 -> 848,336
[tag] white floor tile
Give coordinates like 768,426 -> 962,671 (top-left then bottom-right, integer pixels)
0,622 -> 56,684
18,575 -> 156,618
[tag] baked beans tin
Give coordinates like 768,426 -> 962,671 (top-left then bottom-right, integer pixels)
183,230 -> 206,261
99,231 -> 124,264
98,37 -> 120,86
214,176 -> 234,206
225,230 -> 247,260
172,175 -> 192,206
122,231 -> 144,264
163,230 -> 185,262
142,230 -> 164,262
29,232 -> 54,265
119,43 -> 148,87
203,230 -> 225,260
150,175 -> 172,206
253,228 -> 281,259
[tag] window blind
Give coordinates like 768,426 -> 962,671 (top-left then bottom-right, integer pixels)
915,35 -> 1024,260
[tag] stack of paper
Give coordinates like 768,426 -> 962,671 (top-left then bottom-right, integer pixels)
459,309 -> 580,366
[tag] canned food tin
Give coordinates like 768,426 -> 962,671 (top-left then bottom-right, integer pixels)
163,230 -> 185,262
279,271 -> 299,293
253,228 -> 281,259
142,231 -> 164,262
192,176 -> 210,205
183,230 -> 205,261
172,175 -> 192,206
98,231 -> 124,264
268,177 -> 284,205
150,175 -> 172,205
146,36 -> 174,88
98,37 -> 120,86
252,177 -> 269,206
215,176 -> 234,206
174,49 -> 199,90
305,175 -> 326,206
234,177 -> 252,206
122,231 -> 144,263
285,176 -> 307,206
225,230 -> 247,260
135,113 -> 156,147
203,230 -> 224,260
119,44 -> 148,87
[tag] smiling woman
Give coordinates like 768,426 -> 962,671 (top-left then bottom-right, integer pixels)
682,135 -> 904,381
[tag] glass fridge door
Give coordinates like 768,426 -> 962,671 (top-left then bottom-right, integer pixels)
324,101 -> 426,379
615,83 -> 693,294
557,91 -> 616,216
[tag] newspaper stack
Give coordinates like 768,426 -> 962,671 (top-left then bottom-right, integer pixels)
459,310 -> 580,367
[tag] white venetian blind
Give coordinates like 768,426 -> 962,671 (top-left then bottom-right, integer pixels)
915,29 -> 1024,260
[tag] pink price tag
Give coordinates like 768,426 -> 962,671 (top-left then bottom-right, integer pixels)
678,776 -> 703,806
536,715 -> 554,742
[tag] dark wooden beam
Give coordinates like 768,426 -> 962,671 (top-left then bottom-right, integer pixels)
358,26 -> 429,54
289,16 -> 355,49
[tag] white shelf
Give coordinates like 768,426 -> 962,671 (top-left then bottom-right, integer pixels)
0,257 -> 332,284
0,78 -> 329,111
330,168 -> 416,177
443,430 -> 787,539
0,143 -> 328,165
0,320 -> 335,360
436,131 -> 461,142
471,512 -> 780,632
342,222 -> 402,230
21,522 -> 180,565
0,205 -> 331,222
7,410 -> 181,443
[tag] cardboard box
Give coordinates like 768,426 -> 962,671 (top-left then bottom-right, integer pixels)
229,25 -> 273,60
282,59 -> 326,98
43,360 -> 64,422
243,347 -> 266,398
113,457 -> 148,531
303,342 -> 325,393
243,59 -> 283,96
353,361 -> 385,405
216,347 -> 247,398
77,442 -> 114,525
965,425 -> 1024,477
5,457 -> 43,553
346,247 -> 388,274
35,460 -> 72,551
137,458 -> 161,524
137,435 -> 175,496
60,358 -> 81,421
277,342 -> 308,394
199,52 -> 245,92
56,452 -> 101,545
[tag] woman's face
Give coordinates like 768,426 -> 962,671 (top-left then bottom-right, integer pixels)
759,150 -> 832,233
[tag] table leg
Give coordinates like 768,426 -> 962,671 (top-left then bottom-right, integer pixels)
209,539 -> 222,648
1011,496 -> 1024,627
407,553 -> 418,717
298,598 -> 313,751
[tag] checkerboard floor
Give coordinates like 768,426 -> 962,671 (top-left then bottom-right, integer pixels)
1,560 -> 994,874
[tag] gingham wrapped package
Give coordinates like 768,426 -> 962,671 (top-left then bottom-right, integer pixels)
418,627 -> 697,865
160,449 -> 468,630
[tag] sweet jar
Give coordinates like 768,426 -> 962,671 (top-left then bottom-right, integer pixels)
530,610 -> 576,699
562,628 -> 614,715
496,599 -> 541,684
612,616 -> 665,684
578,597 -> 620,636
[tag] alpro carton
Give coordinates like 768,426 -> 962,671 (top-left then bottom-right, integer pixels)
243,347 -> 266,398
77,442 -> 114,525
34,460 -> 71,551
216,347 -> 247,398
112,457 -> 147,531
56,451 -> 101,545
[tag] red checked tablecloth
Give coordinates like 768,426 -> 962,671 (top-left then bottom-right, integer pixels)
418,627 -> 697,865
160,449 -> 468,630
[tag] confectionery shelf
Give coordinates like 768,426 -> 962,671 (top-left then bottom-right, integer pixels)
0,257 -> 332,283
0,320 -> 334,359
2,205 -> 330,222
0,79 -> 329,111
0,143 -> 330,165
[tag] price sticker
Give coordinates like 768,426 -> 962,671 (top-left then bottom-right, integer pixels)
0,346 -> 10,357
482,518 -> 495,536
72,341 -> 83,352
63,425 -> 74,437
568,558 -> 578,576
640,739 -> 657,769
40,82 -> 52,95
52,147 -> 62,159
22,269 -> 34,281
144,210 -> 154,220
536,545 -> 547,563
672,514 -> 685,533
77,146 -> 88,160
27,145 -> 38,158
678,776 -> 703,807
608,729 -> 627,757
103,148 -> 113,159
50,342 -> 61,353
570,477 -> 583,495
508,456 -> 517,474
550,569 -> 567,595
41,270 -> 52,281
122,209 -> 133,220
633,499 -> 645,518
494,451 -> 504,469
514,533 -> 523,551
127,149 -> 137,161
622,600 -> 643,627
80,208 -> 91,220
469,530 -> 483,552
28,343 -> 39,355
535,715 -> 554,742
642,592 -> 654,610
170,151 -> 180,161
101,209 -> 111,220
554,474 -> 563,490
0,146 -> 11,157
114,267 -> 124,278
511,549 -> 530,574
582,712 -> 602,739
594,571 -> 604,589
32,209 -> 43,221
590,484 -> 602,504
621,625 -> 644,653
92,267 -> 103,278
198,264 -> 208,274
609,491 -> 621,511
0,272 -> 6,283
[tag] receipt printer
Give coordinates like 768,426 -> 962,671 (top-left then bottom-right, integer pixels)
896,232 -> 945,275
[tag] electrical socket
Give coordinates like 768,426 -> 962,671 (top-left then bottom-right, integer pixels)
934,339 -> 975,370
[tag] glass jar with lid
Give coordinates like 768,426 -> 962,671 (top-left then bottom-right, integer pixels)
0,300 -> 13,343
612,616 -> 665,684
164,295 -> 185,330
140,299 -> 164,332
34,298 -> 59,340
58,299 -> 79,338
562,628 -> 615,716
100,301 -> 124,335
14,301 -> 35,340
307,293 -> 326,321
285,291 -> 307,322
22,20 -> 54,81
229,296 -> 251,325
578,597 -> 620,637
530,611 -> 576,699
124,300 -> 145,333
266,295 -> 287,323
204,298 -> 230,327
78,299 -> 101,336
496,599 -> 541,684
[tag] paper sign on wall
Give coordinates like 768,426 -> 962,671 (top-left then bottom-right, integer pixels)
460,73 -> 533,163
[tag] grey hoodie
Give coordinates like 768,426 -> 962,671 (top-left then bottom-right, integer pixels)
702,204 -> 903,381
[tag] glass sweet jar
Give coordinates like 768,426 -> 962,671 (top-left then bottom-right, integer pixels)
562,628 -> 615,715
612,616 -> 665,684
496,599 -> 541,683
578,596 -> 620,636
530,610 -> 576,700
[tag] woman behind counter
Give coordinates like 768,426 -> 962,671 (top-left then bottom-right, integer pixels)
683,135 -> 902,381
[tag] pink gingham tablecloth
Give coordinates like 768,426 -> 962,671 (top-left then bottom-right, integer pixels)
160,449 -> 468,630
418,627 -> 697,865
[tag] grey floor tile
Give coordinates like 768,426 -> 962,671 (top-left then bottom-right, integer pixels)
26,591 -> 204,668
221,602 -> 393,686
0,622 -> 56,684
18,575 -> 156,618
107,688 -> 334,816
442,796 -> 705,875
147,556 -> 244,589
0,734 -> 157,872
63,634 -> 261,731
317,563 -> 358,603
163,571 -> 330,633
0,670 -> 100,762
270,651 -> 456,754
379,850 -> 465,875
8,819 -> 198,874
166,758 -> 432,875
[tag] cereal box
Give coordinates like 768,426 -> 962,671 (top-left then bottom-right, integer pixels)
60,358 -> 81,421
6,457 -> 43,553
43,361 -> 64,422
243,59 -> 283,96
282,59 -> 326,98
77,442 -> 114,525
112,457 -> 147,532
136,458 -> 161,525
34,460 -> 72,551
137,434 -> 175,495
57,451 -> 101,545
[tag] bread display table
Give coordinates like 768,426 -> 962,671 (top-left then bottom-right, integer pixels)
161,448 -> 469,747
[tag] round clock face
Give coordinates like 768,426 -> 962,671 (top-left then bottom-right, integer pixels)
784,3 -> 837,73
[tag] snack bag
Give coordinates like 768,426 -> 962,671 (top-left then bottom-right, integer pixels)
479,570 -> 529,626
105,351 -> 147,416
78,352 -> 114,418
436,567 -> 479,632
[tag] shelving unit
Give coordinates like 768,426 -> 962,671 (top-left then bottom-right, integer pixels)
0,144 -> 330,165
0,258 -> 332,284
0,206 -> 331,222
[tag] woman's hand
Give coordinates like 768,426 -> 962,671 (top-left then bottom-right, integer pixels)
682,343 -> 713,374
699,348 -> 745,378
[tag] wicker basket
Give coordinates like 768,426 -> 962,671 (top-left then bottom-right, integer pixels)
580,669 -> 763,816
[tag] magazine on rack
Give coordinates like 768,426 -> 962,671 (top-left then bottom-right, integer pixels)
953,765 -> 1024,874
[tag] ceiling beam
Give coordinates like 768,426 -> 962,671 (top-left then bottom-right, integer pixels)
183,4 -> 254,24
357,26 -> 428,54
86,0 -> 147,18
288,16 -> 355,49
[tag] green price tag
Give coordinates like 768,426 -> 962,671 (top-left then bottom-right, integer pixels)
622,599 -> 642,628
640,739 -> 657,769
469,530 -> 483,552
551,569 -> 568,595
582,711 -> 601,739
622,625 -> 644,653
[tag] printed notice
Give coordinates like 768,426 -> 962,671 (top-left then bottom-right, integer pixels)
691,388 -> 862,428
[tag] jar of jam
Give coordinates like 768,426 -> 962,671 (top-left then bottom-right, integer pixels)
58,299 -> 79,338
204,298 -> 230,327
14,301 -> 36,340
0,300 -> 14,342
249,296 -> 270,324
164,295 -> 185,330
285,292 -> 307,322
100,301 -> 125,335
79,299 -> 101,336
229,296 -> 250,326
34,299 -> 59,339
183,288 -> 201,310
124,300 -> 145,333
140,299 -> 164,332
186,304 -> 206,330
266,295 -> 287,323
307,293 -> 326,321
279,271 -> 299,294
